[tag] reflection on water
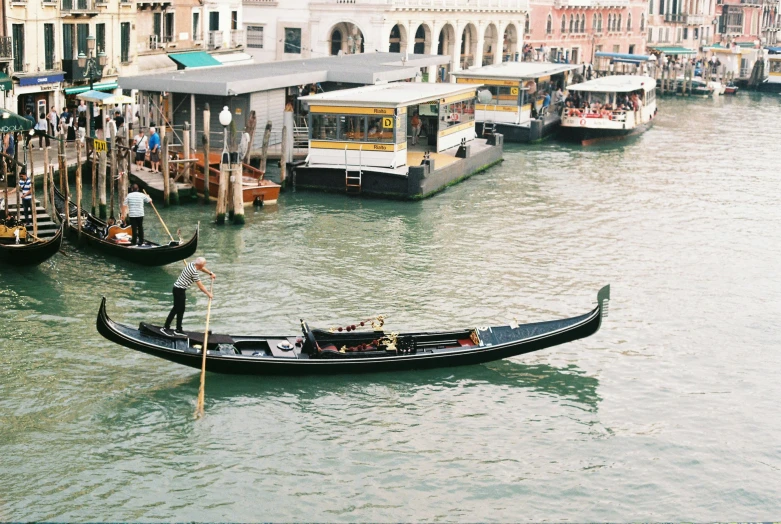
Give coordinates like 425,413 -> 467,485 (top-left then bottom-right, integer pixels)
3,94 -> 781,521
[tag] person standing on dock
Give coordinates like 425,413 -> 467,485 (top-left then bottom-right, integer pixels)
18,171 -> 32,226
411,112 -> 422,145
121,184 -> 152,247
163,257 -> 215,336
133,130 -> 148,170
148,127 -> 161,174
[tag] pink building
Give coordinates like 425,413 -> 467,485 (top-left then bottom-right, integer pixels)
525,0 -> 648,64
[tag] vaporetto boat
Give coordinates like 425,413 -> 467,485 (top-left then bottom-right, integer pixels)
558,75 -> 657,145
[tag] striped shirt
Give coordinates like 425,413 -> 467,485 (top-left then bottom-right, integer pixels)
123,192 -> 151,217
18,177 -> 31,200
174,262 -> 201,289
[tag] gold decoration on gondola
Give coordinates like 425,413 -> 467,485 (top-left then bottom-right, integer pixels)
328,314 -> 386,333
379,332 -> 398,352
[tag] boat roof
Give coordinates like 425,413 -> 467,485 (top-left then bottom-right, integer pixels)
118,52 -> 450,96
299,82 -> 477,108
452,61 -> 581,80
567,75 -> 656,93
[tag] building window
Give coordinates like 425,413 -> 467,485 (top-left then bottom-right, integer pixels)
284,27 -> 301,54
648,26 -> 654,42
154,13 -> 162,40
63,24 -> 74,60
44,23 -> 55,70
121,22 -> 130,62
231,10 -> 238,30
524,16 -> 530,35
640,14 -> 645,31
247,25 -> 264,48
96,23 -> 105,52
581,14 -> 586,32
193,12 -> 200,40
569,15 -> 575,33
165,12 -> 174,42
77,23 -> 88,55
617,15 -> 622,32
683,27 -> 688,40
627,14 -> 632,31
12,24 -> 23,72
613,44 -> 620,53
592,14 -> 597,32
547,15 -> 553,34
209,11 -> 219,32
649,0 -> 654,13
561,15 -> 566,33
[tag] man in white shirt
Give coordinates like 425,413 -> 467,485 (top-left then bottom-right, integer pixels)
121,184 -> 153,246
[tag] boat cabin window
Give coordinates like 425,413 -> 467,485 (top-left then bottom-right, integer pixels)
769,60 -> 781,74
338,115 -> 366,141
311,114 -> 338,140
440,99 -> 475,128
311,113 -> 395,143
481,85 -> 521,106
367,116 -> 395,143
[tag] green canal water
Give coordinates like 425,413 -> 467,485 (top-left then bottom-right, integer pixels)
1,94 -> 780,521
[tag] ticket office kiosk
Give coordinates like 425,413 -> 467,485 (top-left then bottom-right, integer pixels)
456,77 -> 527,126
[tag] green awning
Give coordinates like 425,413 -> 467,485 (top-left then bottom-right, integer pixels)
168,52 -> 222,69
648,46 -> 697,55
0,73 -> 11,92
63,81 -> 119,96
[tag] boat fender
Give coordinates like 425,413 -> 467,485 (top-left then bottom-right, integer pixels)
579,119 -> 586,126
253,195 -> 264,207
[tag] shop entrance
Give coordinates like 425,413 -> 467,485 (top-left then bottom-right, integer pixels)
18,93 -> 49,120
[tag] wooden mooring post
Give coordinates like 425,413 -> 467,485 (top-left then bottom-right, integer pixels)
280,125 -> 288,188
98,141 -> 107,219
91,143 -> 97,216
259,121 -> 272,175
216,159 -> 228,225
42,146 -> 49,215
28,145 -> 37,238
231,153 -> 244,225
202,104 -> 210,204
110,123 -> 116,219
183,122 -> 191,185
162,134 -> 171,206
76,139 -> 83,241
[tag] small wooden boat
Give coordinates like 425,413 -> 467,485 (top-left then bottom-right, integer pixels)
54,186 -> 198,266
0,222 -> 63,266
192,160 -> 280,206
97,285 -> 610,376
723,82 -> 739,95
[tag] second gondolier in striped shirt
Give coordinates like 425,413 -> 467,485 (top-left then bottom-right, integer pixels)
121,184 -> 152,247
18,172 -> 32,226
163,257 -> 216,336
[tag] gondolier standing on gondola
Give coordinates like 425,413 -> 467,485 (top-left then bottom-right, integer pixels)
163,257 -> 215,336
121,184 -> 152,247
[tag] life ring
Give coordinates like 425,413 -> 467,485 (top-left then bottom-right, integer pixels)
451,113 -> 460,122
579,119 -> 586,126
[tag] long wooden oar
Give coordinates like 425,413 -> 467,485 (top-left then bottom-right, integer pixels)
195,279 -> 214,418
142,189 -> 175,243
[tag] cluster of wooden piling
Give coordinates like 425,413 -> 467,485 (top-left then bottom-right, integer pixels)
656,63 -> 735,96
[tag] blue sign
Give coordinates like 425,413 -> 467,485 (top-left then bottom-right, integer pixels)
19,73 -> 65,87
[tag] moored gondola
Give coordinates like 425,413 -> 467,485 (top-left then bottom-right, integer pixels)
0,222 -> 63,266
53,186 -> 198,266
96,285 -> 610,376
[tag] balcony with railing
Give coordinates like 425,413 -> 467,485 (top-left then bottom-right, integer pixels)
665,13 -> 685,22
684,14 -> 705,24
61,0 -> 99,16
208,31 -> 224,50
319,0 -> 530,11
740,0 -> 762,6
554,0 -> 629,8
0,37 -> 12,61
230,30 -> 245,48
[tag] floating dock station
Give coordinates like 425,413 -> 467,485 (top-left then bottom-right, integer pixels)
294,82 -> 503,199
452,62 -> 581,143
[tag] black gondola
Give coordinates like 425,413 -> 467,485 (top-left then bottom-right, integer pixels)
0,222 -> 63,266
96,285 -> 610,376
54,186 -> 198,266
